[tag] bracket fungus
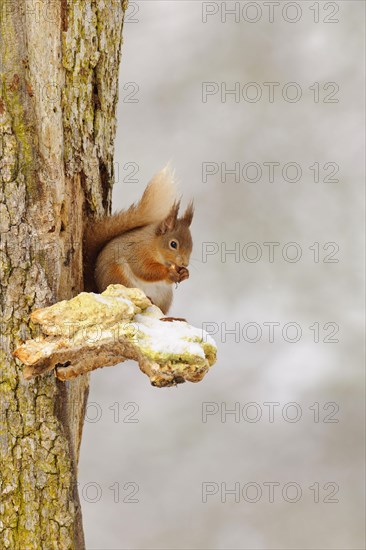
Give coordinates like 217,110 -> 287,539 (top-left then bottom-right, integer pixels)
14,285 -> 217,387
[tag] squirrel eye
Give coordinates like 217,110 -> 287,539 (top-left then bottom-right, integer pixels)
169,240 -> 178,250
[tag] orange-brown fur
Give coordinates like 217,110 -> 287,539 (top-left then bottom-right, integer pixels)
83,167 -> 194,314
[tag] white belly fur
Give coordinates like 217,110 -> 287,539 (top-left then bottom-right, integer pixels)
121,261 -> 172,309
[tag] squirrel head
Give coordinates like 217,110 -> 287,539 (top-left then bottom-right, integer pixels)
155,201 -> 194,268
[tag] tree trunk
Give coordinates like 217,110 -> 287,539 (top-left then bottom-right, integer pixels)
0,1 -> 127,548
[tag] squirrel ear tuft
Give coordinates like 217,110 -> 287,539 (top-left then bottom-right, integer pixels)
156,201 -> 181,235
181,201 -> 194,226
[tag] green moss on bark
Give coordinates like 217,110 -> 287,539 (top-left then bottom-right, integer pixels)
0,1 -> 128,548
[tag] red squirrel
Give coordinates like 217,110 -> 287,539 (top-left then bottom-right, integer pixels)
83,167 -> 194,314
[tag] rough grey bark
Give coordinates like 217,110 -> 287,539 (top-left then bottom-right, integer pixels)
0,1 -> 128,548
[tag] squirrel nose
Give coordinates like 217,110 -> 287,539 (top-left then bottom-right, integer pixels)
177,255 -> 188,267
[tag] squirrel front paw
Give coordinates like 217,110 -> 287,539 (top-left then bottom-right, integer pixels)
168,264 -> 190,283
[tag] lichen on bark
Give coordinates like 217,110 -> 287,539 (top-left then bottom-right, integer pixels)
1,67 -> 76,550
62,0 -> 126,215
0,1 -> 128,548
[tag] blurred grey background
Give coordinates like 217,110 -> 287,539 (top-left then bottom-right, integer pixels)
79,2 -> 365,549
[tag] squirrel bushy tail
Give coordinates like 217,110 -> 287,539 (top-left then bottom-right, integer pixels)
83,166 -> 176,290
